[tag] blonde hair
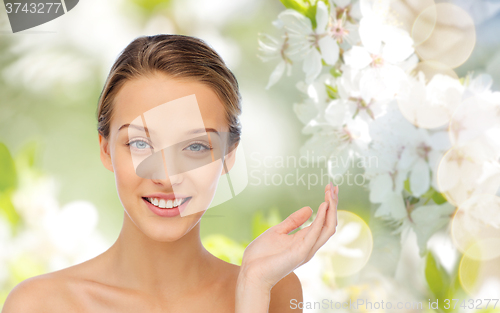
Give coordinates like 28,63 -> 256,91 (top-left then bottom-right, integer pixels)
97,34 -> 242,146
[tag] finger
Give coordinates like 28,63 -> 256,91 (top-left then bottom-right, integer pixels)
324,185 -> 338,231
324,182 -> 334,203
302,201 -> 329,245
275,206 -> 313,235
300,185 -> 338,263
320,183 -> 336,231
292,197 -> 329,240
325,182 -> 331,195
308,186 -> 339,257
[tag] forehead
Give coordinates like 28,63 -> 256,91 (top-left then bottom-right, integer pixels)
111,73 -> 228,134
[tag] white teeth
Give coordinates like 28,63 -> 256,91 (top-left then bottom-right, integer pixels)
148,197 -> 186,209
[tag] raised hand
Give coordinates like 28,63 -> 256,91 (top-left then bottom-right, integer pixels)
239,182 -> 339,290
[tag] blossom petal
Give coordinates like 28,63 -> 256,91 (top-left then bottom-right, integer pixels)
350,0 -> 363,20
369,173 -> 392,203
375,191 -> 407,220
360,66 -> 407,102
318,36 -> 339,65
265,60 -> 286,89
328,147 -> 350,177
334,0 -> 352,8
380,26 -> 414,63
315,1 -> 329,31
278,9 -> 313,34
359,15 -> 382,54
294,100 -> 318,124
303,48 -> 322,83
410,203 -> 456,256
428,150 -> 443,191
410,158 -> 430,197
429,131 -> 451,151
325,100 -> 347,127
398,146 -> 418,170
343,46 -> 372,69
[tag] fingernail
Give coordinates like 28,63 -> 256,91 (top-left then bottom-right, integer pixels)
329,182 -> 334,198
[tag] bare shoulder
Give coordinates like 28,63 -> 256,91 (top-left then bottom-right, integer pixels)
213,257 -> 303,312
2,272 -> 73,313
269,271 -> 303,313
206,253 -> 241,281
2,258 -> 102,313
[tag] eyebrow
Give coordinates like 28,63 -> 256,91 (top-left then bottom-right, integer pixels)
186,128 -> 220,137
118,124 -> 220,137
118,123 -> 150,133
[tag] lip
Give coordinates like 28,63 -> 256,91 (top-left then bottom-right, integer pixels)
143,196 -> 191,217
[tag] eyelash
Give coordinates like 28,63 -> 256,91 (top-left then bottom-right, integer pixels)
126,138 -> 153,150
126,139 -> 212,153
184,141 -> 213,153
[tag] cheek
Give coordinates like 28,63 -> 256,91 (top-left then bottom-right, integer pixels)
180,160 -> 223,215
196,160 -> 223,192
112,143 -> 142,198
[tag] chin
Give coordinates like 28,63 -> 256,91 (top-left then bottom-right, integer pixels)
143,225 -> 191,242
142,218 -> 201,242
149,232 -> 187,243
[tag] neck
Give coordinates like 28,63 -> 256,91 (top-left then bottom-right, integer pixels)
103,212 -> 215,296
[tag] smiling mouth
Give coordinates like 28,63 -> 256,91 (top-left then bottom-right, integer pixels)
143,197 -> 192,209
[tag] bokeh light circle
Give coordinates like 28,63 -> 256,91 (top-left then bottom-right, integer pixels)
437,140 -> 500,206
318,210 -> 373,277
413,3 -> 476,69
388,0 -> 435,36
451,193 -> 500,261
411,2 -> 437,46
411,61 -> 458,82
397,65 -> 461,128
449,95 -> 500,146
459,250 -> 500,296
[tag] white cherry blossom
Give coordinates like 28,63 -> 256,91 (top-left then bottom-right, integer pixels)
398,202 -> 456,256
397,72 -> 465,129
342,0 -> 415,102
364,106 -> 417,220
278,1 -> 340,83
257,25 -> 293,89
258,0 -> 500,293
327,66 -> 389,123
398,128 -> 450,196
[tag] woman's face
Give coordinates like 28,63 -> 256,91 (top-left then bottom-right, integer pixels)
99,73 -> 236,242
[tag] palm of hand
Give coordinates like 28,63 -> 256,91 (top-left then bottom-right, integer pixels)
240,183 -> 339,289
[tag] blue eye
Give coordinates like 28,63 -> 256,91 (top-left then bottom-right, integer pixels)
129,140 -> 152,150
185,142 -> 211,152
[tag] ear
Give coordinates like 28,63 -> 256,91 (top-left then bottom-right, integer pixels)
99,134 -> 114,173
221,141 -> 239,176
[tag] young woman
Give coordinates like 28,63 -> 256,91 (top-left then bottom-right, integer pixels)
2,34 -> 339,313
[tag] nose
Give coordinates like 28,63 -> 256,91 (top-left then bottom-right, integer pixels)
151,174 -> 180,187
136,148 -> 172,179
149,150 -> 182,187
